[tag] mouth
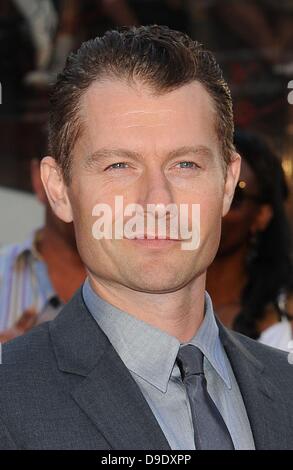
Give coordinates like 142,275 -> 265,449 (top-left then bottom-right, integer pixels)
131,234 -> 180,240
125,235 -> 182,249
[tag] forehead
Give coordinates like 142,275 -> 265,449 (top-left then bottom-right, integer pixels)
77,79 -> 220,155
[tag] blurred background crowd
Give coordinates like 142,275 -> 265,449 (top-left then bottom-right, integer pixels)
0,0 -> 293,350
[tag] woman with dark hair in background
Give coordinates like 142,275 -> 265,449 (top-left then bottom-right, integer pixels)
207,130 -> 293,350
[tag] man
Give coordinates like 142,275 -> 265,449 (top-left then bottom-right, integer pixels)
0,25 -> 292,450
0,154 -> 86,342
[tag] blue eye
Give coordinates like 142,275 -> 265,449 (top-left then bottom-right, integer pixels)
176,161 -> 198,169
105,162 -> 129,170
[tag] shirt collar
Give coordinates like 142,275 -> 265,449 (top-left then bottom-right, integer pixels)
83,278 -> 231,392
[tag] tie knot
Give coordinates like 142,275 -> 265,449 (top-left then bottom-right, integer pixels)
176,344 -> 204,379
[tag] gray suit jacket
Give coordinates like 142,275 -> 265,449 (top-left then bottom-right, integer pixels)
0,288 -> 293,449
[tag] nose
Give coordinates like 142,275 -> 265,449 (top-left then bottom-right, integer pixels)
137,166 -> 174,217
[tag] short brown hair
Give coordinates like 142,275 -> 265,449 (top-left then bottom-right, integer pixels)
49,25 -> 235,184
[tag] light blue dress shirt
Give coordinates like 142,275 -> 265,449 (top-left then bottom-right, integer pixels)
0,230 -> 61,331
82,278 -> 255,450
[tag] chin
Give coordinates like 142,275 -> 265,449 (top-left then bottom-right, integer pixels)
124,268 -> 194,294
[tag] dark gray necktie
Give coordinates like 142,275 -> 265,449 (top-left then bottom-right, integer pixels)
176,344 -> 234,450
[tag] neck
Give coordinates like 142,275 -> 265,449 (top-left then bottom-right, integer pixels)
88,272 -> 207,343
36,225 -> 86,302
206,244 -> 248,327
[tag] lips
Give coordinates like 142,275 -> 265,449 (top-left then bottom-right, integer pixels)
131,234 -> 180,240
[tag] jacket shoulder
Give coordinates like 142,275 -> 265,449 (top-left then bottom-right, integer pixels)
1,322 -> 52,366
226,329 -> 293,388
231,328 -> 289,359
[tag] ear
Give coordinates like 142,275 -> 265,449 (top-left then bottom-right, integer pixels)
40,156 -> 73,223
30,159 -> 47,204
222,152 -> 241,217
251,204 -> 273,234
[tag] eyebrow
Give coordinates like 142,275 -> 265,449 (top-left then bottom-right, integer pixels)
84,145 -> 215,167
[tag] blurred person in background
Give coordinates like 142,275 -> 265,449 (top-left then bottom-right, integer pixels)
13,0 -> 58,74
186,1 -> 293,148
214,0 -> 293,71
24,0 -> 140,86
0,151 -> 86,343
187,0 -> 293,70
23,0 -> 189,87
207,130 -> 293,351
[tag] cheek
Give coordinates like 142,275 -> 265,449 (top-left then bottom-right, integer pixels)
200,192 -> 223,225
189,194 -> 222,254
176,180 -> 223,236
68,184 -> 98,247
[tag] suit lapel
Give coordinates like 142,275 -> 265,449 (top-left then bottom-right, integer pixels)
71,345 -> 171,450
218,323 -> 291,450
49,288 -> 170,450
